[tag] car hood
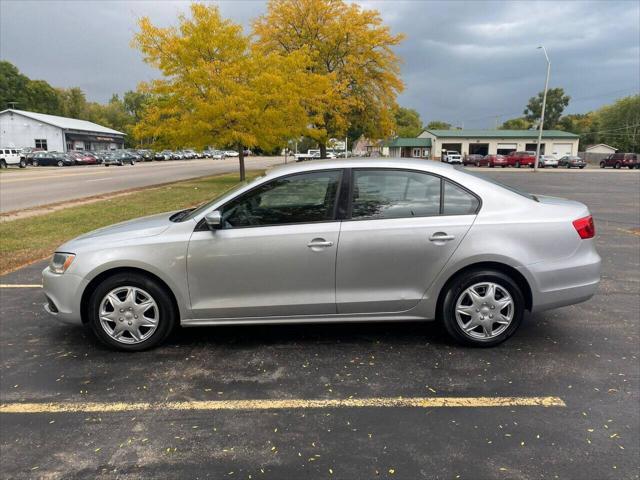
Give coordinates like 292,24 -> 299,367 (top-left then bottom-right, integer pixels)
58,211 -> 175,251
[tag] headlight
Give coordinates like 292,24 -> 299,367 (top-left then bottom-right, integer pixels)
49,253 -> 75,274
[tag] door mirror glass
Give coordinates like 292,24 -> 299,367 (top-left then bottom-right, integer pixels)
204,211 -> 222,229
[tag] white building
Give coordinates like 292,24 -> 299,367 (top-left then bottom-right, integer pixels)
418,129 -> 580,159
585,143 -> 616,155
0,109 -> 125,152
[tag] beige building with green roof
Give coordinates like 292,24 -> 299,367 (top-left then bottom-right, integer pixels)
417,129 -> 580,160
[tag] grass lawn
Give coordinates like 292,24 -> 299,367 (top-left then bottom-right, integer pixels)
0,171 -> 263,274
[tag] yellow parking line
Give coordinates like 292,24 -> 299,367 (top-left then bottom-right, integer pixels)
0,396 -> 565,414
0,284 -> 42,288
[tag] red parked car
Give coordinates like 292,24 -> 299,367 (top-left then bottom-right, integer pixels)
69,151 -> 98,165
484,154 -> 508,168
506,151 -> 537,168
600,152 -> 638,169
463,154 -> 488,167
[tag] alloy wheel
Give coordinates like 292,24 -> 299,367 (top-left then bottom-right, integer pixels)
454,282 -> 514,340
99,286 -> 159,344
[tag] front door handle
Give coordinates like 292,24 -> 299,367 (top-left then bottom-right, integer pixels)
307,239 -> 334,249
429,232 -> 455,242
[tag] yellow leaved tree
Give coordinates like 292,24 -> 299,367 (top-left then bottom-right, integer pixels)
133,4 -> 328,179
253,0 -> 405,157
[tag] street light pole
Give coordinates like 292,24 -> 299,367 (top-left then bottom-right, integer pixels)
534,45 -> 550,173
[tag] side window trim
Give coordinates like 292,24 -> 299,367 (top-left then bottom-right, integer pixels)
345,167 -> 481,221
198,169 -> 345,230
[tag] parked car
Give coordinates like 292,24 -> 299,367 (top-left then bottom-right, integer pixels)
42,159 -> 601,351
243,149 -> 253,157
463,154 -> 488,167
558,155 -> 586,169
155,150 -> 172,161
103,151 -> 136,166
69,151 -> 98,165
94,151 -> 112,164
600,152 -> 638,169
484,154 -> 508,168
31,151 -> 75,167
506,151 -> 536,168
209,150 -> 226,160
172,151 -> 185,160
537,155 -> 559,168
182,150 -> 198,159
136,150 -> 154,161
442,151 -> 462,164
224,150 -> 239,157
0,147 -> 27,168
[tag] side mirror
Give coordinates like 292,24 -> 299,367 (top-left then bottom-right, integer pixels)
204,211 -> 222,230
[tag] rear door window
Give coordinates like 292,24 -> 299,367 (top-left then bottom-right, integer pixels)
443,181 -> 480,215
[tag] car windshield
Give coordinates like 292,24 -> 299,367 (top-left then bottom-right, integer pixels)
177,180 -> 259,222
459,168 -> 538,201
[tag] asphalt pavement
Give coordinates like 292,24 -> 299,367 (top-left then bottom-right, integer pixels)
0,157 -> 284,213
0,170 -> 638,479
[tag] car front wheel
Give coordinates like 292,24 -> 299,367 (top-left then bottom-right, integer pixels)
441,270 -> 525,347
57,160 -> 64,167
87,272 -> 176,351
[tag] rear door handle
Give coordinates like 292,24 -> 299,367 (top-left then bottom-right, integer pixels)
429,233 -> 455,242
307,239 -> 334,248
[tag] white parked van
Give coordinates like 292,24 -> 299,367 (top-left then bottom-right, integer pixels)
0,148 -> 26,168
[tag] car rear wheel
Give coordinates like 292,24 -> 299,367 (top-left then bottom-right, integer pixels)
57,160 -> 64,167
32,160 -> 39,167
87,272 -> 176,351
441,270 -> 525,347
19,159 -> 27,168
0,160 -> 6,169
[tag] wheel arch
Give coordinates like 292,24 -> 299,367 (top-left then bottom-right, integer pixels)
435,261 -> 533,319
80,266 -> 180,325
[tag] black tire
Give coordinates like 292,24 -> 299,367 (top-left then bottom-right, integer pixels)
0,160 -> 6,169
614,162 -> 621,169
32,159 -> 39,167
566,164 -> 570,169
600,161 -> 605,168
579,166 -> 585,169
87,272 -> 177,351
19,159 -> 27,168
441,269 -> 525,347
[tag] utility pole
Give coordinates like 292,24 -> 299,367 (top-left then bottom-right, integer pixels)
535,46 -> 550,173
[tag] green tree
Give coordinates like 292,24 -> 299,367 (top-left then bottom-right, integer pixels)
594,95 -> 639,152
133,3 -> 328,179
426,121 -> 452,130
253,0 -> 405,158
524,87 -> 570,129
0,61 -> 30,110
499,117 -> 532,130
557,113 -> 598,147
57,87 -> 89,118
394,107 -> 423,137
25,80 -> 62,114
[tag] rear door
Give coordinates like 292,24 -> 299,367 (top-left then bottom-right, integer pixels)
336,169 -> 479,314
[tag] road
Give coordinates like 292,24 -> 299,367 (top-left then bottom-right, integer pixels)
0,157 -> 284,213
0,172 -> 638,479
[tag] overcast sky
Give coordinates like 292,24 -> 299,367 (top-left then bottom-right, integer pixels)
1,0 -> 638,128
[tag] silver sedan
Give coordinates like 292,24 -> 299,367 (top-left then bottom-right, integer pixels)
43,159 -> 601,351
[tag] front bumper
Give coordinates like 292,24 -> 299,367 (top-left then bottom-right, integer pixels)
42,267 -> 87,325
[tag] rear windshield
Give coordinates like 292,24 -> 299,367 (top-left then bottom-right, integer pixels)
458,168 -> 538,201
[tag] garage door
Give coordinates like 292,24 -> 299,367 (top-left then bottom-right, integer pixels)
552,143 -> 572,156
497,143 -> 517,150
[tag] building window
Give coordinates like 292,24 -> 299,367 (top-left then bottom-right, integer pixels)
422,148 -> 430,158
412,148 -> 421,157
35,139 -> 47,150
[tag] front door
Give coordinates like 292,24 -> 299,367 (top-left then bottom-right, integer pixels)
187,170 -> 343,319
336,169 -> 478,314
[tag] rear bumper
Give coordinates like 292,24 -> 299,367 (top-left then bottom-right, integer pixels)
524,241 -> 601,313
42,267 -> 86,325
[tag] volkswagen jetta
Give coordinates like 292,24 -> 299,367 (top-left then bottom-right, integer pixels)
43,159 -> 601,351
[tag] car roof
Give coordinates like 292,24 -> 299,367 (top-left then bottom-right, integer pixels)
267,158 -> 456,178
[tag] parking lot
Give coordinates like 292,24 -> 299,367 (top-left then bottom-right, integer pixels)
0,170 -> 638,479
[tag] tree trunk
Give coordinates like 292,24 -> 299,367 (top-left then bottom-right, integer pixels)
319,142 -> 327,159
238,145 -> 246,181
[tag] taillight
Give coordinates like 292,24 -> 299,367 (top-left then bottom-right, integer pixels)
573,215 -> 595,239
